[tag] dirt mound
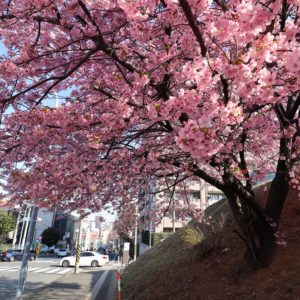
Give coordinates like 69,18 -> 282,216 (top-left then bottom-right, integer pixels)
122,186 -> 300,300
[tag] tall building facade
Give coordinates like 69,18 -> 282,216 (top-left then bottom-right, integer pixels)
139,178 -> 224,234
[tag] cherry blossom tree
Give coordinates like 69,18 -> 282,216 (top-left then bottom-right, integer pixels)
0,0 -> 299,269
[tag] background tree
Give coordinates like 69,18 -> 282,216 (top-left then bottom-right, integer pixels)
0,0 -> 298,270
41,227 -> 59,247
0,212 -> 16,242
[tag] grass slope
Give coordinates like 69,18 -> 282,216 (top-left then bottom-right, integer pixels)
122,188 -> 300,300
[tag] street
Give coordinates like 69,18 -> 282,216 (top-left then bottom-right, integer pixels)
0,257 -> 119,299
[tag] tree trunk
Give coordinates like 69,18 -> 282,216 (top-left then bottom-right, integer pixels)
225,173 -> 289,271
225,192 -> 274,271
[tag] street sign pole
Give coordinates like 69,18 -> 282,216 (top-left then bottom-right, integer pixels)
15,205 -> 38,300
75,219 -> 83,274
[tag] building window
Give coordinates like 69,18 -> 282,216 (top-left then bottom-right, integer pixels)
190,191 -> 200,201
208,193 -> 223,203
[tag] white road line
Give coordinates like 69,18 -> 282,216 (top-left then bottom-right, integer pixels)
33,260 -> 59,264
57,268 -> 72,275
85,270 -> 109,300
0,267 -> 12,272
8,267 -> 20,272
28,268 -> 40,272
33,268 -> 52,273
44,268 -> 61,274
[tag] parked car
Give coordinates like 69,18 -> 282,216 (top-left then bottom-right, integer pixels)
54,248 -> 60,254
0,250 -> 36,262
97,247 -> 107,255
60,251 -> 109,268
40,246 -> 49,253
57,249 -> 70,258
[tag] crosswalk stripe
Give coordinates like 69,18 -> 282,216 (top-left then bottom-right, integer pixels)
45,268 -> 61,274
0,266 -> 73,274
32,260 -> 59,264
57,268 -> 72,274
0,267 -> 11,272
33,268 -> 52,273
8,267 -> 19,272
28,268 -> 40,272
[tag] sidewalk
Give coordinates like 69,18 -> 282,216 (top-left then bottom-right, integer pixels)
23,269 -> 116,300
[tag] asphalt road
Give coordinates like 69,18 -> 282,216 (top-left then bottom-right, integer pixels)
0,257 -> 120,300
0,257 -> 68,299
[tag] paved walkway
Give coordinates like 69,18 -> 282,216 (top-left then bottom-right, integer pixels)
23,269 -> 117,300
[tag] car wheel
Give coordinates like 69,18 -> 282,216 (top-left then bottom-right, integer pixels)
62,260 -> 70,267
91,260 -> 99,268
9,256 -> 15,262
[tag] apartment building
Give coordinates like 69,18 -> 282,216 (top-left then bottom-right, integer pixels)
139,178 -> 224,234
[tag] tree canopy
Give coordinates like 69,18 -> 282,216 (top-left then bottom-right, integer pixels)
41,227 -> 59,247
0,211 -> 16,241
0,0 -> 299,267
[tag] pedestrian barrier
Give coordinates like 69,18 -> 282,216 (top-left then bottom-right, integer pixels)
116,270 -> 122,300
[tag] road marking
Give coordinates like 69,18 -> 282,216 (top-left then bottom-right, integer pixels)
85,270 -> 109,300
33,268 -> 52,273
8,267 -> 20,272
57,268 -> 72,274
0,267 -> 13,272
28,268 -> 40,272
33,260 -> 59,264
44,268 -> 61,274
0,266 -> 71,275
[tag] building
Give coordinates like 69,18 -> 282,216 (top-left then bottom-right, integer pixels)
81,218 -> 100,250
139,178 -> 224,234
99,221 -> 114,247
33,209 -> 55,243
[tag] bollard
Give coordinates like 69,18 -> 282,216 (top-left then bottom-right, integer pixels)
116,270 -> 122,300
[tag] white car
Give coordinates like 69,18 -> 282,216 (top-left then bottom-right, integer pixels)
60,251 -> 109,268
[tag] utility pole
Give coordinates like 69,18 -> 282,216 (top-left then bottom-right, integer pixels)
12,212 -> 21,250
21,206 -> 31,250
15,205 -> 38,300
134,204 -> 138,261
18,206 -> 28,250
172,196 -> 176,233
74,219 -> 83,274
149,215 -> 152,248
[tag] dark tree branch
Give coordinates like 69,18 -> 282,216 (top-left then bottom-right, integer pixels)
220,75 -> 230,106
287,93 -> 300,119
280,0 -> 289,31
179,0 -> 207,57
